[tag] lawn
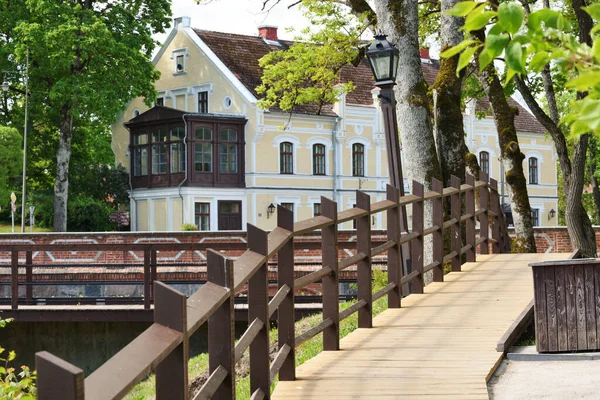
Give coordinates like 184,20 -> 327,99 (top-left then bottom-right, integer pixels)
0,222 -> 51,233
125,271 -> 390,400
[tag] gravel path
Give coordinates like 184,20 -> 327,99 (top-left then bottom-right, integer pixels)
488,359 -> 600,399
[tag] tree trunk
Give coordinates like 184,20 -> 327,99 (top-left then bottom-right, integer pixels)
54,105 -> 73,232
588,138 -> 600,224
432,0 -> 466,186
476,56 -> 536,252
372,0 -> 442,280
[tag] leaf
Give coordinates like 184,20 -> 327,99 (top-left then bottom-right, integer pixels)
583,4 -> 600,21
485,33 -> 509,58
498,2 -> 525,34
457,45 -> 480,75
529,51 -> 549,72
479,49 -> 494,71
440,39 -> 480,58
528,9 -> 563,31
8,351 -> 15,362
505,41 -> 526,74
463,9 -> 497,32
566,71 -> 600,91
446,1 -> 480,17
504,68 -> 517,85
593,39 -> 600,62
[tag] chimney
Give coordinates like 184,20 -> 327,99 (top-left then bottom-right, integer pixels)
420,48 -> 430,60
174,16 -> 191,29
258,25 -> 278,42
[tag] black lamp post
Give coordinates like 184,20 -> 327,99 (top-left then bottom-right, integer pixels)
366,32 -> 410,290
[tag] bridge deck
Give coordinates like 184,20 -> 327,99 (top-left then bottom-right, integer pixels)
272,253 -> 568,399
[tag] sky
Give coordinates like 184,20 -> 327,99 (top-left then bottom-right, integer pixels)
156,0 -> 311,44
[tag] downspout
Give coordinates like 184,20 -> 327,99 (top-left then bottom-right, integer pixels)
332,118 -> 339,203
125,125 -> 137,231
178,114 -> 191,226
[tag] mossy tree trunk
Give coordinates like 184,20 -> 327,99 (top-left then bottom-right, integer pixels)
512,0 -> 596,257
372,0 -> 442,276
475,40 -> 536,252
432,0 -> 466,187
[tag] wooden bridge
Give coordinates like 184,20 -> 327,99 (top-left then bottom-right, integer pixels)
10,172 -> 570,400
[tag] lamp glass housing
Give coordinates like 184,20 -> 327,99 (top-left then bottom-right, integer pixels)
1,79 -> 9,92
366,33 -> 400,86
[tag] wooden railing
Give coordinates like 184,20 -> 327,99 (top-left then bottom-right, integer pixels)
31,171 -> 508,400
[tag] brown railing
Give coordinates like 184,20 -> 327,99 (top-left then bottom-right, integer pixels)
30,171 -> 507,400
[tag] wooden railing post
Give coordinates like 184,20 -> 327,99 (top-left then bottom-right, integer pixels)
247,224 -> 270,397
151,249 -> 158,302
36,351 -> 84,400
450,175 -> 462,272
155,281 -> 188,400
479,171 -> 490,255
321,196 -> 339,351
356,190 -> 372,328
11,251 -> 18,310
26,250 -> 33,302
490,178 -> 501,254
431,178 -> 444,282
277,205 -> 295,381
143,249 -> 151,309
465,174 -> 476,262
386,185 -> 402,307
208,249 -> 235,399
411,181 -> 425,293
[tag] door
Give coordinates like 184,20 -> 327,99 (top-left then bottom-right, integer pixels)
218,201 -> 242,230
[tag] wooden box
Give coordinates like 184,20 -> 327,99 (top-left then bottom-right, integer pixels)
530,259 -> 600,353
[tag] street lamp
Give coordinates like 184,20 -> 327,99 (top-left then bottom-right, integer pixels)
2,49 -> 29,233
366,32 -> 411,290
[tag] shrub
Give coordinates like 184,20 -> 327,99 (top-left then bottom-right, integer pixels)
181,223 -> 198,231
0,317 -> 36,399
68,196 -> 114,232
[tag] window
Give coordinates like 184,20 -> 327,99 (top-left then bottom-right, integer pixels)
156,97 -> 164,106
531,209 -> 539,227
313,203 -> 321,217
352,143 -> 364,177
176,54 -> 184,73
170,127 -> 185,173
151,130 -> 167,174
219,129 -> 238,173
529,157 -> 538,184
195,203 -> 210,231
280,142 -> 293,174
198,91 -> 209,113
194,127 -> 212,173
133,134 -> 148,176
281,203 -> 294,212
313,144 -> 326,175
479,151 -> 489,175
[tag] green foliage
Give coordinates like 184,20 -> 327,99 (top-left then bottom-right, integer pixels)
67,195 -> 114,232
0,317 -> 36,399
70,164 -> 130,206
441,1 -> 600,138
0,127 -> 22,221
181,223 -> 199,231
256,0 -> 365,116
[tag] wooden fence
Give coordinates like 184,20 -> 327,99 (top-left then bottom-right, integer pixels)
30,171 -> 508,400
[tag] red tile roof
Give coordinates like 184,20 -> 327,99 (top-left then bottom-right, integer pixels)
194,29 -> 546,133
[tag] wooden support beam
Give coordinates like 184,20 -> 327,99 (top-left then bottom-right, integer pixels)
465,174 -> 476,262
411,181 -> 425,293
450,176 -> 462,272
479,171 -> 490,255
36,351 -> 84,400
321,196 -> 339,351
277,205 -> 295,381
356,190 -> 372,328
431,178 -> 444,282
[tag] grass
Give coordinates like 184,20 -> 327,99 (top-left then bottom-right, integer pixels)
125,271 -> 391,399
0,222 -> 52,233
516,322 -> 536,346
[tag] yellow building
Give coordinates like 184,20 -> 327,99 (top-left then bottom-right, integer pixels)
111,17 -> 558,232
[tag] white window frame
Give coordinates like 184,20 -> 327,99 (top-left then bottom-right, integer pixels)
171,47 -> 189,75
346,136 -> 371,177
306,137 -> 332,176
525,151 -> 543,185
273,134 -> 301,174
475,146 -> 496,178
274,196 -> 301,221
192,84 -> 214,113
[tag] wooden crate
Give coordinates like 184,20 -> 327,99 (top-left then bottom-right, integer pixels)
530,259 -> 600,353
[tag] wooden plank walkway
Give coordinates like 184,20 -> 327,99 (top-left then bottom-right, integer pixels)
272,253 -> 569,399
